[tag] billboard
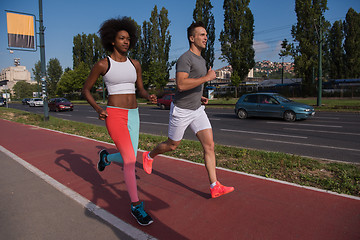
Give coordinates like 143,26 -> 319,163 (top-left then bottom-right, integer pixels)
6,11 -> 36,50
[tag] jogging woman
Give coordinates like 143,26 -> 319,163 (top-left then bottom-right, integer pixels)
82,17 -> 157,226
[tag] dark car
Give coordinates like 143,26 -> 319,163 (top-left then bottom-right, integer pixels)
48,98 -> 73,112
157,93 -> 174,110
234,93 -> 315,122
0,97 -> 6,107
22,98 -> 31,105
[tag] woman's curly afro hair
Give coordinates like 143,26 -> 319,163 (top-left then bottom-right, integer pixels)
98,17 -> 138,52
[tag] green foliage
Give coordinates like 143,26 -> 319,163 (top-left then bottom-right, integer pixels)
47,58 -> 63,97
290,0 -> 330,95
57,62 -> 90,95
344,8 -> 360,78
219,0 -> 255,82
12,81 -> 38,99
193,0 -> 215,68
32,61 -> 41,85
141,6 -> 173,89
326,20 -> 345,79
72,33 -> 106,69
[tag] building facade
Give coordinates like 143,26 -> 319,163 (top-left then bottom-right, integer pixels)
0,65 -> 33,95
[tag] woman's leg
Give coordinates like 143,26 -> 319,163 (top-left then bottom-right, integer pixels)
106,107 -> 139,202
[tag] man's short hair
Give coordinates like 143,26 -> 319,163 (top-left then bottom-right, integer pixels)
187,21 -> 205,46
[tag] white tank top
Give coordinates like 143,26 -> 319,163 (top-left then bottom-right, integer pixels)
103,57 -> 137,95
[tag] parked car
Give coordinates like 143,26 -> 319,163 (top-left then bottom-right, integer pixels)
234,93 -> 315,122
48,98 -> 73,112
0,97 -> 6,107
29,98 -> 44,107
22,98 -> 31,105
157,93 -> 174,110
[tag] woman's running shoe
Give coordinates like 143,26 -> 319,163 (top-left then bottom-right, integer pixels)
98,149 -> 110,171
131,202 -> 153,226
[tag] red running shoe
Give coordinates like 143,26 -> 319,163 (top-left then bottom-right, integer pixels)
143,151 -> 153,174
210,181 -> 234,198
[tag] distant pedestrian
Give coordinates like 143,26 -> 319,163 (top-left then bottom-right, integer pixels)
82,17 -> 157,226
142,21 -> 234,198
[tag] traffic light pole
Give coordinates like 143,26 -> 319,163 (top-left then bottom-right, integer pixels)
39,0 -> 49,120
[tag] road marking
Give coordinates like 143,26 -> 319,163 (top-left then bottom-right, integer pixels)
313,117 -> 340,120
254,138 -> 360,152
56,113 -> 72,117
141,121 -> 168,126
0,146 -> 156,240
266,121 -> 342,128
139,113 -> 151,116
221,129 -> 307,139
86,116 -> 98,119
209,118 -> 221,121
284,127 -> 360,136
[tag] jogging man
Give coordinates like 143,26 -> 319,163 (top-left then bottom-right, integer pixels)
143,21 -> 234,198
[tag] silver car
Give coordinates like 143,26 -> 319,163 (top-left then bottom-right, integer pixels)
29,98 -> 44,107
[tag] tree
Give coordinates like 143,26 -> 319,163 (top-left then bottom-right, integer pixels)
73,33 -> 106,69
219,0 -> 255,97
344,8 -> 360,78
12,81 -> 37,99
128,18 -> 142,61
193,0 -> 215,68
57,62 -> 90,95
47,58 -> 63,97
326,20 -> 345,79
290,0 -> 329,96
141,5 -> 173,89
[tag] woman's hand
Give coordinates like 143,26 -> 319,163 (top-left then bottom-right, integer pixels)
97,108 -> 108,121
148,94 -> 157,104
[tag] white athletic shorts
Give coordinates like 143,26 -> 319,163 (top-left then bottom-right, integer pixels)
168,102 -> 212,141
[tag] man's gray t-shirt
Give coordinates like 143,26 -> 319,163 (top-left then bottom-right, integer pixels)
174,50 -> 207,110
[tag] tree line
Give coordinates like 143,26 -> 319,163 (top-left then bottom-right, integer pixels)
17,0 -> 359,100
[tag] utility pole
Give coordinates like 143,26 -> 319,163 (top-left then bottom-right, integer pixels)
39,0 -> 49,120
317,16 -> 323,107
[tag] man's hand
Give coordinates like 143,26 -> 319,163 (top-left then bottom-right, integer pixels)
201,96 -> 208,105
205,67 -> 216,82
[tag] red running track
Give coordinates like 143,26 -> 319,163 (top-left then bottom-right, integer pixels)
1,119 -> 359,240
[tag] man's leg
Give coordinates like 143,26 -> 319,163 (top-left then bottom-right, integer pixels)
149,138 -> 181,158
196,128 -> 217,184
143,138 -> 181,174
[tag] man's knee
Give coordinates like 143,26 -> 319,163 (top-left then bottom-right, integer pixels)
202,141 -> 215,153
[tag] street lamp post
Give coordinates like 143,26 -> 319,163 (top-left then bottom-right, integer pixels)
38,0 -> 49,120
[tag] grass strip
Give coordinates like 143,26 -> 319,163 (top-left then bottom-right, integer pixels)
1,107 -> 359,197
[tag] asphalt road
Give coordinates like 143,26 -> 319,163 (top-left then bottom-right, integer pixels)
8,103 -> 360,164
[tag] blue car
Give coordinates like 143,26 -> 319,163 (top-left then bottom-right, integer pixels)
234,93 -> 315,122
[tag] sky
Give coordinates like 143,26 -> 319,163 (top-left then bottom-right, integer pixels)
1,0 -> 359,79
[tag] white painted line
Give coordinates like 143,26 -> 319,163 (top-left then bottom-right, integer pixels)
209,118 -> 221,121
86,116 -> 98,119
221,128 -> 307,139
56,113 -> 72,117
254,138 -> 360,152
266,121 -> 343,128
141,121 -> 168,126
0,145 -> 157,240
313,117 -> 340,120
139,114 -> 151,116
284,127 -> 360,136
